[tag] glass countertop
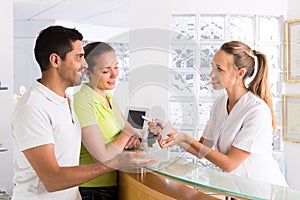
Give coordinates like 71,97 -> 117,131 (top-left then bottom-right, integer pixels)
143,142 -> 300,200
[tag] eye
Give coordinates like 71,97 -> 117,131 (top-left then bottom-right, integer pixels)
217,67 -> 223,72
75,54 -> 84,61
101,70 -> 109,74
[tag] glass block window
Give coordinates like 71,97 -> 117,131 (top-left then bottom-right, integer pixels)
258,15 -> 282,42
169,14 -> 284,151
168,101 -> 195,127
199,43 -> 221,69
168,71 -> 196,99
109,43 -> 129,82
171,14 -> 196,40
229,15 -> 256,42
199,15 -> 225,41
170,45 -> 196,69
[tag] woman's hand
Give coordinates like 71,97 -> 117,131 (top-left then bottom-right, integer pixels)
159,131 -> 194,149
159,131 -> 183,148
124,136 -> 141,150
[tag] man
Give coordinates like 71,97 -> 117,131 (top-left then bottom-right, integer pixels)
11,25 -> 156,200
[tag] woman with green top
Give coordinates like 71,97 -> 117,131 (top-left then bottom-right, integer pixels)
74,42 -> 141,200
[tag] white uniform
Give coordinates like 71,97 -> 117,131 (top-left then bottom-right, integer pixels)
11,81 -> 82,200
202,91 -> 288,187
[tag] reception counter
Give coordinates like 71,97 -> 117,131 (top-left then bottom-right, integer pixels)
119,143 -> 300,200
119,171 -> 221,200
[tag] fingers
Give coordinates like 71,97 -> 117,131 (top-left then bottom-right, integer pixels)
130,156 -> 157,169
160,137 -> 176,148
106,151 -> 157,173
159,132 -> 181,148
157,133 -> 165,148
124,136 -> 135,149
158,134 -> 173,148
134,138 -> 141,148
148,122 -> 162,135
154,119 -> 165,128
125,137 -> 141,149
148,119 -> 165,135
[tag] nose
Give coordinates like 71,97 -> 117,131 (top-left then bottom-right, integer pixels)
210,68 -> 215,79
82,59 -> 88,68
110,68 -> 119,78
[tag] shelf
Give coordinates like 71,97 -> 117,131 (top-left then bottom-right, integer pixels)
0,87 -> 8,90
0,148 -> 8,152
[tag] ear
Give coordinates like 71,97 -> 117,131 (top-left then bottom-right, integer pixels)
49,53 -> 60,68
238,68 -> 246,79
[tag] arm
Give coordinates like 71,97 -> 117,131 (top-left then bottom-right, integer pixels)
82,119 -> 142,162
162,132 -> 250,172
23,143 -> 157,192
122,120 -> 142,149
23,144 -> 112,192
82,124 -> 132,162
184,138 -> 250,172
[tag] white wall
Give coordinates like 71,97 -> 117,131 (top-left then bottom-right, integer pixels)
284,0 -> 300,190
127,1 -> 171,119
0,0 -> 14,194
14,20 -> 55,91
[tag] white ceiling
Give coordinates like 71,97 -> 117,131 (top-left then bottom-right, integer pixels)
13,0 -> 129,28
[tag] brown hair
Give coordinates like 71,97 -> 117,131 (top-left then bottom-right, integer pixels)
83,42 -> 114,72
220,41 -> 276,131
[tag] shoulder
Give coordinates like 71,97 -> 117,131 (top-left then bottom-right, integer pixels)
242,92 -> 269,110
74,83 -> 88,97
14,85 -> 46,112
73,84 -> 93,104
240,92 -> 271,123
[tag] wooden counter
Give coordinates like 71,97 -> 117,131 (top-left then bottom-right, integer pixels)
118,171 -> 220,200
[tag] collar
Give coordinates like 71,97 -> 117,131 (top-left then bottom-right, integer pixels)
35,80 -> 67,105
80,83 -> 112,104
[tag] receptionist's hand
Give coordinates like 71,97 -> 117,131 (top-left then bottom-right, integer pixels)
148,119 -> 165,135
160,131 -> 192,149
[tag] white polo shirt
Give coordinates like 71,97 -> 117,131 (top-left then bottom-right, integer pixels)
202,91 -> 288,187
11,81 -> 82,200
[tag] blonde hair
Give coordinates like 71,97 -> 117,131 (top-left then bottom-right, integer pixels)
220,41 -> 276,131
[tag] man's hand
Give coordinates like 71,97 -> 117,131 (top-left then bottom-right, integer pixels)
104,150 -> 157,172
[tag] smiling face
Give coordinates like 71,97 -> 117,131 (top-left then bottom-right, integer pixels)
87,51 -> 119,91
58,40 -> 86,87
210,49 -> 240,91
